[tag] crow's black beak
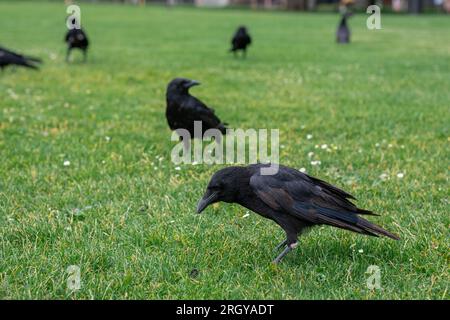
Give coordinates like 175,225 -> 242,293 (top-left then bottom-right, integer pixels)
185,80 -> 200,89
196,191 -> 218,214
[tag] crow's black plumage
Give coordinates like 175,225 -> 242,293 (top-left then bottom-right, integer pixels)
337,12 -> 352,44
197,164 -> 399,263
166,78 -> 227,146
0,46 -> 42,71
65,27 -> 89,62
230,26 -> 252,57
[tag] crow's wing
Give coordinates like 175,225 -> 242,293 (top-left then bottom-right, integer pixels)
180,96 -> 224,129
249,165 -> 398,239
244,34 -> 251,45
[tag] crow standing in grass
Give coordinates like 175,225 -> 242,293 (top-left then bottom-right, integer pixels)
65,27 -> 89,62
337,12 -> 352,44
166,78 -> 227,151
0,46 -> 42,71
230,26 -> 252,58
197,164 -> 399,263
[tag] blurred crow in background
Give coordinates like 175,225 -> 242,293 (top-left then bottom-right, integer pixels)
337,12 -> 352,44
65,27 -> 89,62
230,26 -> 252,58
166,78 -> 227,151
197,164 -> 399,263
0,46 -> 42,71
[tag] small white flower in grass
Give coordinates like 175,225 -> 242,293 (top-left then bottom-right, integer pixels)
299,167 -> 306,173
175,166 -> 181,171
321,144 -> 328,149
7,89 -> 18,100
153,166 -> 158,170
242,213 -> 250,218
308,152 -> 314,158
379,173 -> 389,181
170,220 -> 175,223
311,160 -> 321,166
388,144 -> 393,148
306,134 -> 313,140
358,249 -> 364,253
397,172 -> 405,179
105,136 -> 111,142
63,160 -> 71,167
401,145 -> 405,149
375,143 -> 380,148
280,144 -> 285,149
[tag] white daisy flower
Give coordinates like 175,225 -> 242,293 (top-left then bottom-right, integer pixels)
63,160 -> 71,166
306,134 -> 313,140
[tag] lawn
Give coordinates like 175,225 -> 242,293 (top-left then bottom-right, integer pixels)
0,1 -> 448,299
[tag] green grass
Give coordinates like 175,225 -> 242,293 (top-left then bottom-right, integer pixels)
0,1 -> 449,299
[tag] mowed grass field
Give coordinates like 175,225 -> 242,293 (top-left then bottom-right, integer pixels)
0,1 -> 449,299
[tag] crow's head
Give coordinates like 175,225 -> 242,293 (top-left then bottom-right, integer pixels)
237,26 -> 248,34
196,167 -> 243,213
167,78 -> 200,95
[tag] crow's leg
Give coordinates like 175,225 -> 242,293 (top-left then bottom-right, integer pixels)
274,239 -> 287,252
66,48 -> 71,62
272,242 -> 298,264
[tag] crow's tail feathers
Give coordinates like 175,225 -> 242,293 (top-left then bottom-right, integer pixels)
25,56 -> 42,64
306,205 -> 400,240
355,217 -> 400,240
20,60 -> 39,70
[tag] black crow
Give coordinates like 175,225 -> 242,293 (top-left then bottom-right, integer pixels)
197,164 -> 399,263
230,26 -> 252,58
0,46 -> 42,71
65,27 -> 89,62
337,12 -> 352,44
166,78 -> 227,150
